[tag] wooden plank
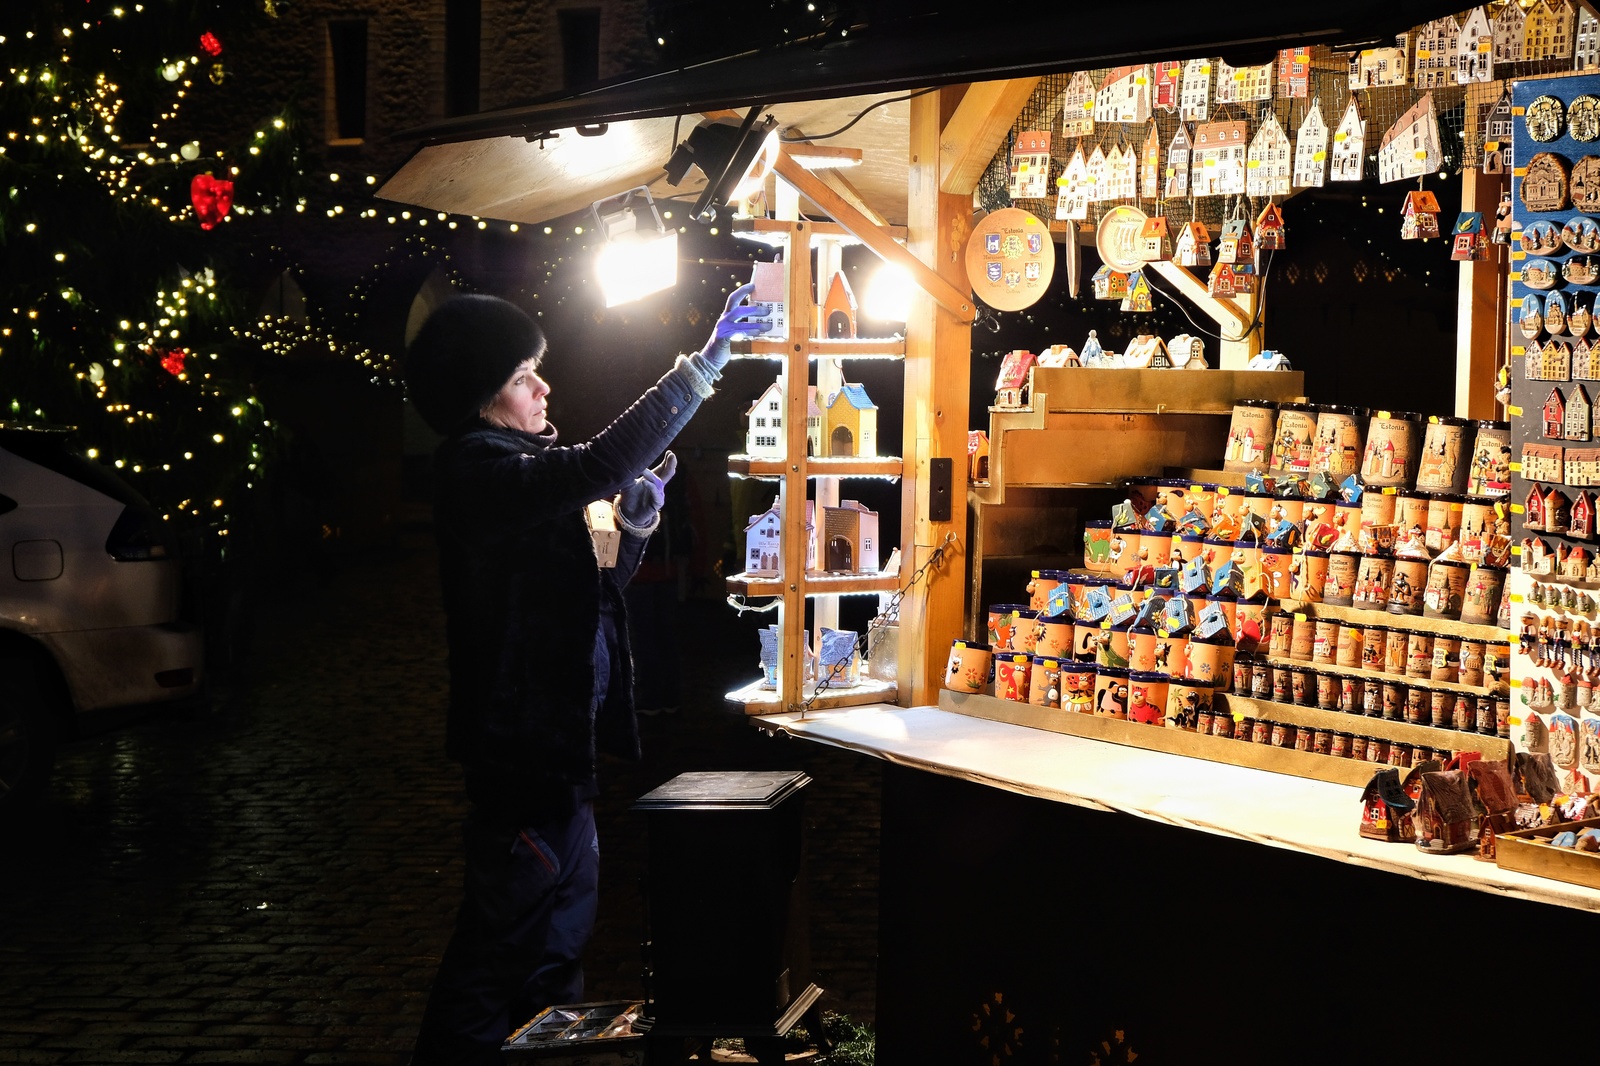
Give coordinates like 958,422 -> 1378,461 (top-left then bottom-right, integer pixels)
726,676 -> 899,716
938,78 -> 1041,196
902,86 -> 974,706
1457,167 -> 1508,419
1147,261 -> 1260,368
773,151 -> 976,324
1030,368 -> 1305,412
785,143 -> 864,169
780,221 -> 815,714
815,167 -> 890,227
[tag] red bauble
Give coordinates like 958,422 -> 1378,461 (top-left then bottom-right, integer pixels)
190,173 -> 234,230
161,350 -> 186,377
199,31 -> 222,56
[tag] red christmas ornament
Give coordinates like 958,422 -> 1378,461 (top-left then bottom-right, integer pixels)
160,349 -> 186,377
190,173 -> 234,230
199,31 -> 222,56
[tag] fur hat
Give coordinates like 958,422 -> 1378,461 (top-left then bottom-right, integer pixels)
404,295 -> 547,435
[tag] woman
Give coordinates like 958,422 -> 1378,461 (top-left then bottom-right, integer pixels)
405,286 -> 768,1065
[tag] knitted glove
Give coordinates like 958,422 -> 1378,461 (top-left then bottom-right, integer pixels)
616,451 -> 677,535
696,282 -> 772,373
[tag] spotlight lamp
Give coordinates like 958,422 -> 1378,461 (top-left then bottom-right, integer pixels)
664,108 -> 780,224
591,186 -> 679,307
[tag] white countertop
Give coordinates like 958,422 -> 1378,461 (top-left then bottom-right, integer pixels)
760,703 -> 1600,914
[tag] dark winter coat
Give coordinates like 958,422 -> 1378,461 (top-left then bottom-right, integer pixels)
432,357 -> 714,818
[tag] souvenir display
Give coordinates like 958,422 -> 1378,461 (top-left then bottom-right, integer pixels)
1528,96 -> 1566,142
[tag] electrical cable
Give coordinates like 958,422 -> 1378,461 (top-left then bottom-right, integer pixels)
1140,248 -> 1273,344
779,88 -> 937,143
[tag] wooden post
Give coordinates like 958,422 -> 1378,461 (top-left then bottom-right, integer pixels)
779,219 -> 815,713
1457,167 -> 1507,419
900,86 -> 973,706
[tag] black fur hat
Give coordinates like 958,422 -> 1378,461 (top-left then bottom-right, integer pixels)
404,295 -> 547,435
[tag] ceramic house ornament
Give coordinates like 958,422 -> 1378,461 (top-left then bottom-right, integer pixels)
1246,111 -> 1292,197
1482,88 -> 1514,174
1546,387 -> 1568,439
1173,220 -> 1211,267
745,377 -> 786,457
1061,70 -> 1097,137
1056,146 -> 1090,221
1456,6 -> 1494,83
1192,120 -> 1248,196
1400,190 -> 1442,240
1379,94 -> 1443,184
1121,271 -> 1154,313
1450,212 -> 1488,261
1494,2 -> 1527,62
1277,46 -> 1310,97
1141,122 -> 1162,200
1091,265 -> 1128,301
1523,0 -> 1576,63
1348,34 -> 1410,88
993,350 -> 1036,408
1254,202 -> 1286,251
1207,262 -> 1241,297
1008,130 -> 1053,200
823,384 -> 878,457
1575,491 -> 1597,538
820,500 -> 879,572
1138,215 -> 1172,262
822,271 -> 857,338
1179,59 -> 1211,121
1216,208 -> 1254,264
1577,7 -> 1600,68
1214,58 -> 1273,103
1413,14 -> 1462,89
1569,383 -> 1593,441
1153,60 -> 1183,111
1108,142 -> 1138,202
1164,123 -> 1193,199
1293,98 -> 1329,188
1330,97 -> 1366,182
744,506 -> 783,575
1095,64 -> 1152,124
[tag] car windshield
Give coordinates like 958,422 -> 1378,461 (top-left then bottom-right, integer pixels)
0,428 -> 151,510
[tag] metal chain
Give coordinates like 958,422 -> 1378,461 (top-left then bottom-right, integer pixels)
795,532 -> 958,719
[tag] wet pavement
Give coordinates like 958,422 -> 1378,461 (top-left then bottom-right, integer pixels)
0,521 -> 880,1064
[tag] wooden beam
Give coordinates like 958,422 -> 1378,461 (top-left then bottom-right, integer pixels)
938,78 -> 1041,196
1457,167 -> 1507,419
1147,260 -> 1261,368
774,150 -> 975,323
814,167 -> 890,227
785,144 -> 863,169
900,85 -> 973,707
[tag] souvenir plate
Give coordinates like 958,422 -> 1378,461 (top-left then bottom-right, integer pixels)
1095,205 -> 1150,273
1523,152 -> 1570,214
964,207 -> 1056,312
1566,215 -> 1600,252
1521,294 -> 1545,338
1572,96 -> 1600,143
1572,294 -> 1593,338
1525,258 -> 1561,289
1528,95 -> 1566,142
1572,156 -> 1600,213
1565,255 -> 1600,285
1547,289 -> 1570,334
1522,219 -> 1563,256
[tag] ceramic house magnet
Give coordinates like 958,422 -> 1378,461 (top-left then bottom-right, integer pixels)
1095,64 -> 1152,125
1174,220 -> 1211,267
1546,387 -> 1568,438
1330,97 -> 1366,182
1217,210 -> 1254,264
1293,98 -> 1329,188
1456,6 -> 1494,83
1061,70 -> 1097,137
1214,58 -> 1273,103
1141,122 -> 1161,200
1379,94 -> 1442,184
1277,46 -> 1310,97
1179,59 -> 1211,121
1400,190 -> 1441,240
1165,123 -> 1193,199
745,376 -> 786,457
1246,111 -> 1292,198
1009,130 -> 1053,200
1569,383 -> 1593,441
1413,14 -> 1462,89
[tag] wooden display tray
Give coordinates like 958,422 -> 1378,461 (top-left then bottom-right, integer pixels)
727,675 -> 898,716
1497,817 -> 1600,891
939,689 -> 1511,788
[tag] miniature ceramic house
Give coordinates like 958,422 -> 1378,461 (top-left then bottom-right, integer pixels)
1451,212 -> 1488,261
1414,15 -> 1463,89
1207,262 -> 1241,297
1169,334 -> 1207,368
1036,343 -> 1078,367
1152,60 -> 1183,111
1400,190 -> 1442,240
1569,383 -> 1593,441
1495,2 -> 1527,61
1524,0 -> 1576,62
1546,387 -> 1568,438
1576,4 -> 1600,68
1173,220 -> 1211,267
1330,97 -> 1366,182
1095,64 -> 1153,125
1141,122 -> 1161,200
1577,338 -> 1599,380
1008,129 -> 1053,200
1165,123 -> 1193,199
1214,59 -> 1273,103
823,383 -> 878,457
821,271 -> 858,338
1574,491 -> 1596,538
1085,144 -> 1108,202
1293,98 -> 1329,189
1217,216 -> 1254,264
1192,119 -> 1248,196
1524,442 -> 1566,483
1254,202 -> 1286,251
1246,111 -> 1292,198
744,505 -> 783,575
758,624 -> 814,688
968,429 -> 990,481
816,627 -> 861,687
1482,88 -> 1514,174
993,350 -> 1036,408
1138,215 -> 1172,262
821,500 -> 880,573
1106,142 -> 1138,201
1061,70 -> 1096,136
1229,260 -> 1258,294
1278,45 -> 1311,96
1179,58 -> 1211,121
745,377 -> 786,457
805,386 -> 823,457
1348,35 -> 1411,88
1548,486 -> 1573,534
1121,270 -> 1154,312
1359,768 -> 1415,843
1091,265 -> 1129,300
1527,483 -> 1548,531
1125,333 -> 1169,367
1457,5 -> 1494,82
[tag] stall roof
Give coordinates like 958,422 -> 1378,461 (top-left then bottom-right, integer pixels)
377,1 -> 1466,227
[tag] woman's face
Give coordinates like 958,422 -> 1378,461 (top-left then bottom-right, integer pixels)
481,359 -> 550,435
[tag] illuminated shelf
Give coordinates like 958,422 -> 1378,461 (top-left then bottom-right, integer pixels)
727,454 -> 903,479
726,676 -> 899,716
727,572 -> 902,597
731,337 -> 906,360
732,217 -> 908,246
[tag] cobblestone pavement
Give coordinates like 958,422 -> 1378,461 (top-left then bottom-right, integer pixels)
0,523 -> 879,1064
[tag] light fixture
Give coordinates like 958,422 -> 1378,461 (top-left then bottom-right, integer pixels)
862,264 -> 914,322
664,108 -> 780,224
591,186 -> 678,307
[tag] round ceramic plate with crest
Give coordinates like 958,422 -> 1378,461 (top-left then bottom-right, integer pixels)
1528,95 -> 1566,142
1564,215 -> 1600,253
1524,258 -> 1561,289
1571,95 -> 1600,142
1523,219 -> 1563,256
1564,255 -> 1600,285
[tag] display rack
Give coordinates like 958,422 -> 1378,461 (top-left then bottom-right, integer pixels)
723,215 -> 906,715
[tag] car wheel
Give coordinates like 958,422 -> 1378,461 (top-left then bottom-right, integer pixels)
0,652 -> 55,812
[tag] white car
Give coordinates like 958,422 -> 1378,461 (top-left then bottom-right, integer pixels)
0,424 -> 204,808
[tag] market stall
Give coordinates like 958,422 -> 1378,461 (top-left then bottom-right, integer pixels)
378,4 -> 1600,1060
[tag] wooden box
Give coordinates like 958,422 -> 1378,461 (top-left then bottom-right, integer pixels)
1496,817 -> 1600,891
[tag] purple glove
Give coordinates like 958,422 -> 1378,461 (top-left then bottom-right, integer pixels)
697,282 -> 773,372
618,451 -> 677,530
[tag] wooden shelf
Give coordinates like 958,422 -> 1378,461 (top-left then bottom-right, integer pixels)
1255,654 -> 1503,698
728,572 -> 902,597
1219,693 -> 1512,761
1281,600 -> 1507,644
727,454 -> 903,479
1028,368 -> 1306,414
726,676 -> 899,716
732,217 -> 908,245
731,337 -> 906,360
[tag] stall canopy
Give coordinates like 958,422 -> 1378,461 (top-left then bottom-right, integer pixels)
377,0 -> 1467,227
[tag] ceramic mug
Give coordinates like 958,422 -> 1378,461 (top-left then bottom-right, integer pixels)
1127,672 -> 1170,725
944,639 -> 992,693
1028,656 -> 1063,708
995,654 -> 1032,702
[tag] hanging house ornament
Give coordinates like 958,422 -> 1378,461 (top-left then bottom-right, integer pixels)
1400,189 -> 1441,240
1523,152 -> 1571,213
1378,93 -> 1442,184
1008,130 -> 1053,200
1246,110 -> 1291,198
1329,97 -> 1366,182
1192,119 -> 1248,196
1456,6 -> 1494,84
1138,214 -> 1172,262
1140,121 -> 1162,201
1056,146 -> 1090,220
1216,203 -> 1255,264
1254,201 -> 1286,250
1571,95 -> 1600,142
1293,98 -> 1329,189
1450,211 -> 1489,261
1061,70 -> 1097,137
1122,270 -> 1154,312
1214,58 -> 1273,104
1564,215 -> 1600,253
1277,46 -> 1310,97
1174,220 -> 1211,267
1179,59 -> 1211,121
1482,88 -> 1514,174
1085,144 -> 1108,202
1164,123 -> 1193,199
1095,65 -> 1152,124
1153,60 -> 1183,111
1524,0 -> 1576,63
1347,34 -> 1411,88
1413,14 -> 1462,89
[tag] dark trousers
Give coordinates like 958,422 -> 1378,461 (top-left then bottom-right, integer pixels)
411,802 -> 600,1065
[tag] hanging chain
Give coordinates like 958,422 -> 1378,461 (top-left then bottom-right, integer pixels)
794,532 -> 958,719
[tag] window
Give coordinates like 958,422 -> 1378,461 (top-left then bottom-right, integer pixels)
768,400 -> 779,411
327,19 -> 368,143
755,417 -> 766,428
773,417 -> 781,429
559,8 -> 601,88
445,0 -> 480,116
